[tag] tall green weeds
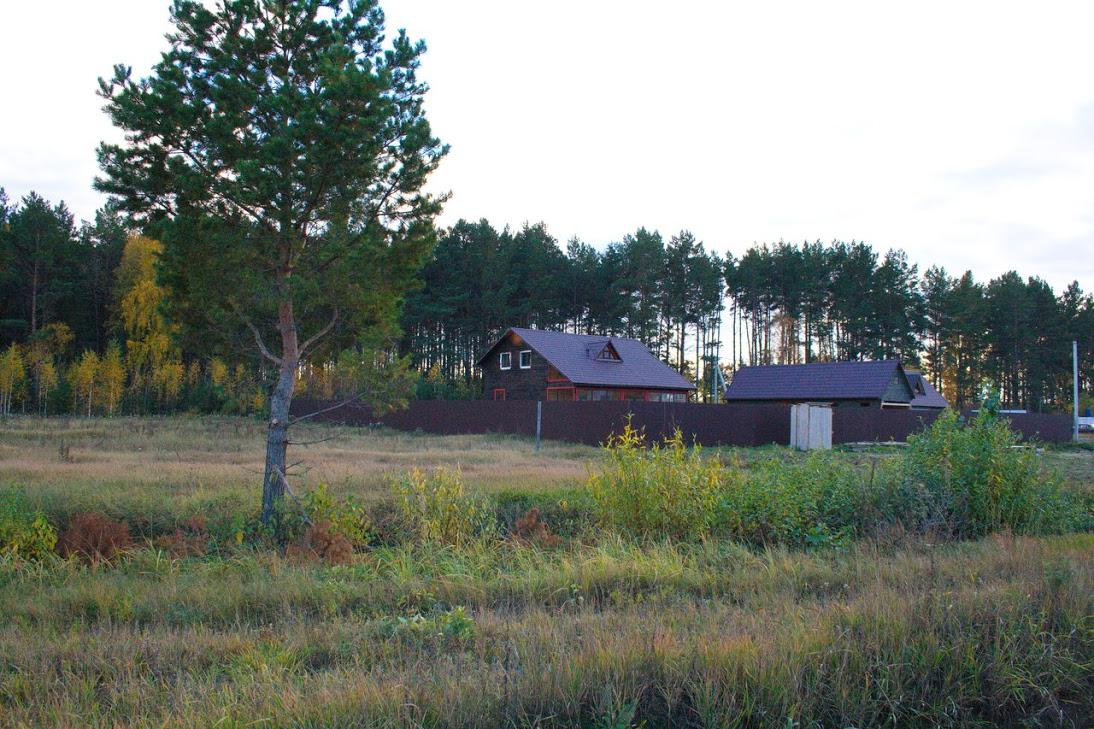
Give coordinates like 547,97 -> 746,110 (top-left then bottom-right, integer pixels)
392,467 -> 496,546
589,411 -> 1090,545
587,423 -> 721,539
0,488 -> 57,560
897,409 -> 1090,537
716,452 -> 872,548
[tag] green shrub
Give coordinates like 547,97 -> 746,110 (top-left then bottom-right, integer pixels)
275,483 -> 372,547
587,423 -> 721,539
493,487 -> 595,537
0,489 -> 58,560
897,409 -> 1090,537
715,452 -> 866,548
376,605 -> 477,645
392,467 -> 495,546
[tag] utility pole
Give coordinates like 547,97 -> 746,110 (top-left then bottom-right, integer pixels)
1074,340 -> 1080,443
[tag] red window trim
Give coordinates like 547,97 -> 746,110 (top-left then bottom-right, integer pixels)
492,388 -> 506,401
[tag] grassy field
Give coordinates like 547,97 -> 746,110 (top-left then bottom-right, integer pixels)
1,416 -> 1092,728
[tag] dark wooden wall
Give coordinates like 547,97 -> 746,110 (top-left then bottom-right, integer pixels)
479,339 -> 552,400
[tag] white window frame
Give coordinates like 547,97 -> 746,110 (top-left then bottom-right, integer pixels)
519,350 -> 532,369
499,351 -> 512,370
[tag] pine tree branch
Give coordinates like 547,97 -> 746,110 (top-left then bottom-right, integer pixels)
299,307 -> 339,358
230,302 -> 282,366
289,396 -> 361,426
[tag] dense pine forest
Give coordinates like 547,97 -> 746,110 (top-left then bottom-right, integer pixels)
1,189 -> 1092,414
404,219 -> 1093,411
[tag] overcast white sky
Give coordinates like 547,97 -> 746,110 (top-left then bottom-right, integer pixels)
1,1 -> 1092,290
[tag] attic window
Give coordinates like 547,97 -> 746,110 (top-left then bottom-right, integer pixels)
519,350 -> 532,369
594,342 -> 621,362
499,352 -> 511,370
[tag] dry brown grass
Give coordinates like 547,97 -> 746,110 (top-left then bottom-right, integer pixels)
0,416 -> 593,501
0,416 -> 597,538
57,512 -> 132,564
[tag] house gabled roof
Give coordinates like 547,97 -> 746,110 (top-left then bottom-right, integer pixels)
723,360 -> 914,403
905,371 -> 949,409
477,327 -> 695,391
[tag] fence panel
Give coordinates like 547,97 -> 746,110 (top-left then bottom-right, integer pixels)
832,409 -> 941,443
289,399 -> 1073,446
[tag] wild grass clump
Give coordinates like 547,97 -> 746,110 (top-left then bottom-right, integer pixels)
376,605 -> 477,646
154,515 -> 210,557
57,511 -> 132,564
588,423 -> 721,539
392,467 -> 496,546
716,452 -> 871,548
279,483 -> 373,546
896,409 -> 1091,537
0,488 -> 57,560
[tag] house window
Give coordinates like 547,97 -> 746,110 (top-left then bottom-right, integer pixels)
546,387 -> 575,401
499,352 -> 511,370
646,392 -> 687,402
519,350 -> 532,369
493,388 -> 506,401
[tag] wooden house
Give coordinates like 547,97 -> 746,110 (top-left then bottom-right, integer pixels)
477,328 -> 696,401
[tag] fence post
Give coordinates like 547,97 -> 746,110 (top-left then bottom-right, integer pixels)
535,400 -> 542,452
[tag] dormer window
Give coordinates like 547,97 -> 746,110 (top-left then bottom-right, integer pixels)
519,350 -> 532,369
499,352 -> 512,370
593,341 -> 621,362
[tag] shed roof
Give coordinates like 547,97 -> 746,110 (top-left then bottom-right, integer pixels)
478,328 -> 695,391
724,360 -> 914,402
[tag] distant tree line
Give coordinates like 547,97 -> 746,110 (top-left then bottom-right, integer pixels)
0,190 -> 269,415
0,189 -> 418,418
403,219 -> 1094,411
2,191 -> 1092,413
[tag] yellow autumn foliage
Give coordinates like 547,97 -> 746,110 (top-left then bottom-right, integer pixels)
98,344 -> 127,415
0,343 -> 26,415
69,350 -> 100,417
116,235 -> 177,378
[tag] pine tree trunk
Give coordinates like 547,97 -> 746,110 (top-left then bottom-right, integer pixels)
262,296 -> 299,526
31,259 -> 39,336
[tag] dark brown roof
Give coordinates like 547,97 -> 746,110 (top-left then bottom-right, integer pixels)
724,360 -> 914,402
478,328 -> 695,391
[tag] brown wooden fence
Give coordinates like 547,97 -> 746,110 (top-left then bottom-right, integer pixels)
291,399 -> 1074,446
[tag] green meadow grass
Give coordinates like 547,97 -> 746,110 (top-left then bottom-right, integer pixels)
0,416 -> 1091,727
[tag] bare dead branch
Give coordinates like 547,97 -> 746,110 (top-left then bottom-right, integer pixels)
230,302 -> 282,366
299,307 -> 340,357
273,467 -> 313,527
288,396 -> 360,426
287,434 -> 340,447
